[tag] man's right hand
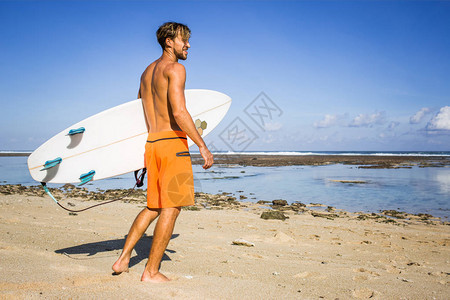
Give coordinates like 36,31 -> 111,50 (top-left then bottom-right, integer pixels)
199,146 -> 213,169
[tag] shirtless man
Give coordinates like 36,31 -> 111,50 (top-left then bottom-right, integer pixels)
112,22 -> 213,283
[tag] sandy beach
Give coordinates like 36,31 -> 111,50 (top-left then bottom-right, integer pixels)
0,184 -> 449,299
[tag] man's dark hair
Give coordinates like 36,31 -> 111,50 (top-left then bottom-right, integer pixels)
156,22 -> 191,50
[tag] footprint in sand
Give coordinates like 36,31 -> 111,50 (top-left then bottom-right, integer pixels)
352,268 -> 380,281
353,268 -> 381,276
67,274 -> 115,287
436,239 -> 449,246
352,274 -> 369,281
204,245 -> 225,251
383,265 -> 401,274
272,231 -> 295,243
293,271 -> 327,280
308,234 -> 320,241
352,288 -> 380,299
265,231 -> 296,243
50,264 -> 88,273
241,252 -> 264,259
378,259 -> 403,274
428,271 -> 449,278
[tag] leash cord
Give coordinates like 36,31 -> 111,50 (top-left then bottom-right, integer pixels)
42,168 -> 146,213
55,183 -> 138,213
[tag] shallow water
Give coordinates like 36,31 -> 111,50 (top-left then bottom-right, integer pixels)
1,157 -> 449,219
193,164 -> 450,219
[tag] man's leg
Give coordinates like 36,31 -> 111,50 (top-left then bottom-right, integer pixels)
141,206 -> 181,282
112,207 -> 160,274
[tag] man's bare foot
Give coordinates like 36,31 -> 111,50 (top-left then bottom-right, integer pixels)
141,270 -> 170,283
112,257 -> 129,275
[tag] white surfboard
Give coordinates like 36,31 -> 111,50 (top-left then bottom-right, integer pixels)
27,89 -> 231,184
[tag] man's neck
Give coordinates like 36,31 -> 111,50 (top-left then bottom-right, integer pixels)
162,49 -> 178,62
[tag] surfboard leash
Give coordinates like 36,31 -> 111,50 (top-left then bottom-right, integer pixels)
40,168 -> 147,213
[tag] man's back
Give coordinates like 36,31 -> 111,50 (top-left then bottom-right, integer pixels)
140,59 -> 182,133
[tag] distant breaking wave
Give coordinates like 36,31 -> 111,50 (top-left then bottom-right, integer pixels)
0,151 -> 32,154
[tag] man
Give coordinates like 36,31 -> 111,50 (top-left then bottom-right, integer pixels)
112,22 -> 213,283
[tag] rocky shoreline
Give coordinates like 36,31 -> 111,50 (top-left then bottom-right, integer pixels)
1,184 -> 445,226
3,152 -> 449,168
191,154 -> 450,168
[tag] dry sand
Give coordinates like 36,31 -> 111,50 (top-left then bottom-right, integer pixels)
1,190 -> 449,299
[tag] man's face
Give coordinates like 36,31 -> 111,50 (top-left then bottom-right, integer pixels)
170,33 -> 190,60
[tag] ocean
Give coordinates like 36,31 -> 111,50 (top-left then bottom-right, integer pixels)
1,151 -> 449,219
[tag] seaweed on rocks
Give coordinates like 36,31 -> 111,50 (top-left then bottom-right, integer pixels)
310,211 -> 339,220
290,202 -> 307,212
272,199 -> 288,206
193,192 -> 240,210
183,206 -> 201,211
256,200 -> 271,205
260,211 -> 288,221
326,206 -> 335,212
381,210 -> 407,219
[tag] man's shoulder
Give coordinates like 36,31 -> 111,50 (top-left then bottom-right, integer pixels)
141,61 -> 158,78
165,62 -> 186,75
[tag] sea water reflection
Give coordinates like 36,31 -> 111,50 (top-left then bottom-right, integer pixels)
192,164 -> 449,219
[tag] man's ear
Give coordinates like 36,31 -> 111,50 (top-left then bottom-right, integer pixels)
165,37 -> 173,48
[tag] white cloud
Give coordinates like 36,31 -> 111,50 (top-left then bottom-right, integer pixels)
410,107 -> 431,124
388,121 -> 400,130
262,133 -> 276,144
426,106 -> 450,131
349,111 -> 386,127
319,135 -> 329,141
264,122 -> 283,131
314,114 -> 337,128
313,113 -> 347,128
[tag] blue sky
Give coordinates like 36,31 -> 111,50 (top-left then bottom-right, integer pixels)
1,0 -> 449,151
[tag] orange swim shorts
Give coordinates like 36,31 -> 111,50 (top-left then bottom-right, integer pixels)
144,131 -> 194,208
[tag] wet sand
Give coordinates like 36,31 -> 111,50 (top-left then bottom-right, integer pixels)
0,185 -> 449,299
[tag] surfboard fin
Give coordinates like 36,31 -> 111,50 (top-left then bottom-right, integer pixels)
40,157 -> 62,171
79,170 -> 95,186
67,127 -> 85,136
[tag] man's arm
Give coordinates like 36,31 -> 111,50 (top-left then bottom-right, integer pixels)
167,63 -> 213,169
138,87 -> 150,131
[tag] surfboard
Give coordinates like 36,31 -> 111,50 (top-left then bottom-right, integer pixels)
27,89 -> 232,184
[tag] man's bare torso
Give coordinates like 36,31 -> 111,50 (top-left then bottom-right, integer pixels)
140,58 -> 182,133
